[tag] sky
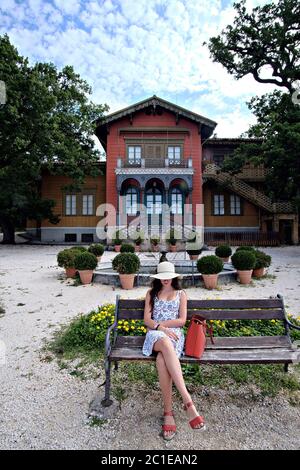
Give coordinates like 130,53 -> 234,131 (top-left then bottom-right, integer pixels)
0,0 -> 276,143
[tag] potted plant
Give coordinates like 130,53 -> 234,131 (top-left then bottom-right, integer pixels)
253,250 -> 271,278
231,250 -> 256,285
74,251 -> 98,284
166,229 -> 178,252
236,246 -> 256,253
70,246 -> 87,252
112,252 -> 141,289
197,255 -> 223,289
186,232 -> 202,260
112,231 -> 122,252
88,243 -> 105,262
150,235 -> 160,252
120,243 -> 135,253
134,235 -> 144,252
215,244 -> 232,263
57,248 -> 78,278
187,249 -> 202,261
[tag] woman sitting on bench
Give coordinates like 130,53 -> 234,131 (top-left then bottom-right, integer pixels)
142,261 -> 206,441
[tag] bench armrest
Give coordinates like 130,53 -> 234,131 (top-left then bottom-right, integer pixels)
104,294 -> 120,359
276,293 -> 300,332
285,318 -> 300,331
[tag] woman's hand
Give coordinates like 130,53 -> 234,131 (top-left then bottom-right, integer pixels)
160,326 -> 179,341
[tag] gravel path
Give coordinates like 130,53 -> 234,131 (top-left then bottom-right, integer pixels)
0,244 -> 300,450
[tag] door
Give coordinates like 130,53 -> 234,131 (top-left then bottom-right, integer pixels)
146,186 -> 163,235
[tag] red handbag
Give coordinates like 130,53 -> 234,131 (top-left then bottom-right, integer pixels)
185,315 -> 214,359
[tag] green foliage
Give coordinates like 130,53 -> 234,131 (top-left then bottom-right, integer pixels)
150,236 -> 160,245
231,250 -> 256,270
166,228 -> 180,244
71,246 -> 87,252
236,246 -> 256,252
120,243 -> 135,253
254,250 -> 272,269
215,244 -> 232,258
197,255 -> 224,274
134,236 -> 144,245
57,248 -> 78,268
88,243 -> 104,256
74,251 -> 98,270
0,34 -> 108,243
112,252 -> 140,274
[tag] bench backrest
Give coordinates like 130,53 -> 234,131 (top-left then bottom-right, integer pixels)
116,296 -> 285,321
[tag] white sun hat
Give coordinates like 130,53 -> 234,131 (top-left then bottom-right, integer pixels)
150,261 -> 181,280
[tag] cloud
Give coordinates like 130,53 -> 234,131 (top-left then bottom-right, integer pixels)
0,0 -> 276,137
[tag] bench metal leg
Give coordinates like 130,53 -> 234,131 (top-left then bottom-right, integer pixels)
284,363 -> 289,373
101,359 -> 113,407
114,361 -> 118,371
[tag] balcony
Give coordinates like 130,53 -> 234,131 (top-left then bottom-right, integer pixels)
202,162 -> 269,181
118,157 -> 192,169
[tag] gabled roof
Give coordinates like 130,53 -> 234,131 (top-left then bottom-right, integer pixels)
95,95 -> 217,150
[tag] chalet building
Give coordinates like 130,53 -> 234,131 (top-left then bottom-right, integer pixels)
26,96 -> 298,245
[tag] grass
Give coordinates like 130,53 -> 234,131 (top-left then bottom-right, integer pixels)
88,417 -> 107,427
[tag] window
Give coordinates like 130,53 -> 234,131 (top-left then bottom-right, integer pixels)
213,195 -> 225,215
65,195 -> 76,215
126,187 -> 138,215
128,146 -> 141,164
82,195 -> 94,215
230,194 -> 241,215
146,189 -> 162,214
171,188 -> 183,214
213,154 -> 224,166
81,233 -> 94,243
65,233 -> 77,242
168,146 -> 181,164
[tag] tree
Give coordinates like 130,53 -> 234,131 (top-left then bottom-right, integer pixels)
206,0 -> 300,93
0,34 -> 108,244
205,0 -> 300,207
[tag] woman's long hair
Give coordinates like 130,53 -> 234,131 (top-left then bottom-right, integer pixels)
149,277 -> 181,313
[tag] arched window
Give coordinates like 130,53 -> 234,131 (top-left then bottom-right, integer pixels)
171,188 -> 183,214
146,187 -> 162,214
125,187 -> 138,215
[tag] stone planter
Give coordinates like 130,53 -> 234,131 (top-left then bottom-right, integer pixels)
253,267 -> 265,278
237,270 -> 253,285
78,270 -> 94,284
115,245 -> 121,252
65,267 -> 77,278
202,274 -> 219,289
119,273 -> 135,289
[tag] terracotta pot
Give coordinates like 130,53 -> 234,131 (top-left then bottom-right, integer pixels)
65,267 -> 77,278
115,245 -> 121,252
220,257 -> 229,263
135,245 -> 140,252
253,267 -> 265,278
170,244 -> 177,252
78,270 -> 94,284
152,244 -> 159,252
189,254 -> 199,261
237,270 -> 253,284
202,273 -> 219,289
119,273 -> 135,289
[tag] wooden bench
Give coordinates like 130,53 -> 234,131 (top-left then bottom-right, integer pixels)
102,293 -> 300,406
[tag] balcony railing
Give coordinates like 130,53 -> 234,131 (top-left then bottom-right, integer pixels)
118,158 -> 192,169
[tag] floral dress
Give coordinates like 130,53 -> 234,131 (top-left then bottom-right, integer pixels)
142,290 -> 185,358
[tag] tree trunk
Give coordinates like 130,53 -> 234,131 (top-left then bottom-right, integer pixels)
0,217 -> 16,244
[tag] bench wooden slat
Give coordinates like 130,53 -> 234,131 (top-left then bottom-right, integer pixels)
117,309 -> 284,320
118,298 -> 282,309
114,335 -> 291,350
110,347 -> 297,364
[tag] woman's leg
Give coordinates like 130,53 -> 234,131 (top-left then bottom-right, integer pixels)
156,352 -> 175,438
153,338 -> 204,428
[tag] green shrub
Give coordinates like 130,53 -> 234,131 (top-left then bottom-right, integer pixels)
150,236 -> 160,246
120,243 -> 135,253
231,250 -> 256,270
74,252 -> 98,271
112,252 -> 141,274
88,244 -> 105,257
215,244 -> 232,258
71,246 -> 87,252
197,255 -> 223,274
254,250 -> 272,269
57,249 -> 78,268
236,246 -> 256,253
